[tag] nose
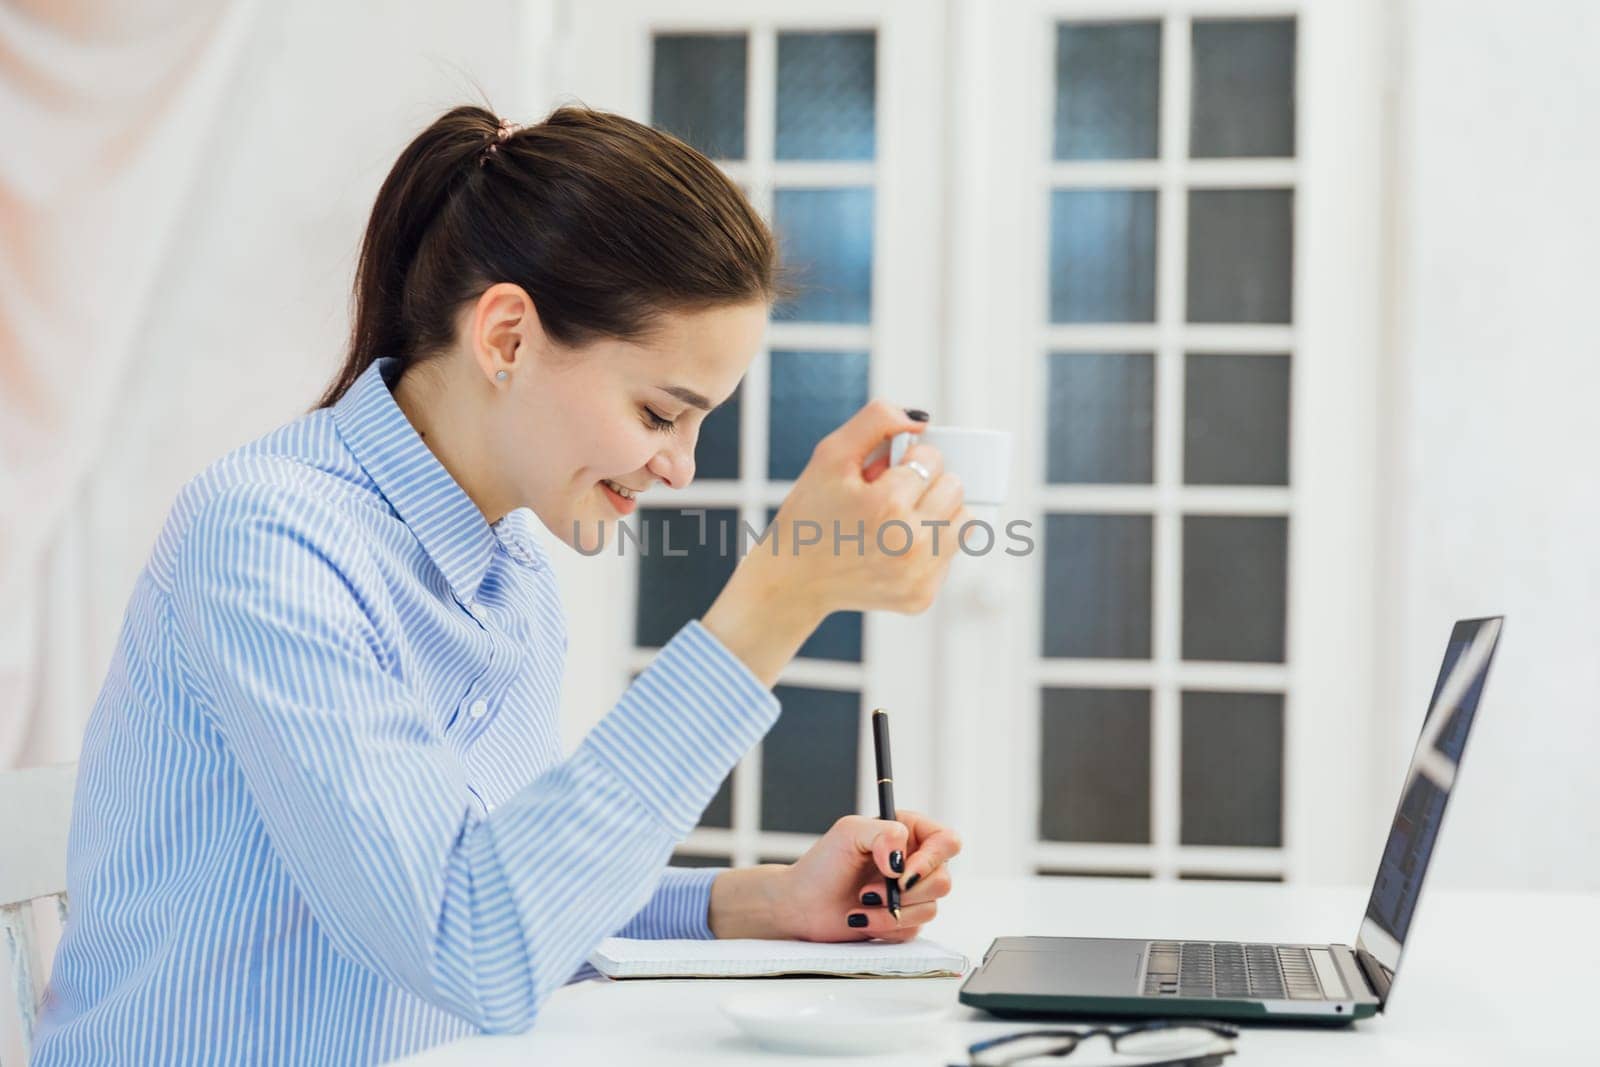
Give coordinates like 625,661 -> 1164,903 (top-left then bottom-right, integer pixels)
646,438 -> 696,490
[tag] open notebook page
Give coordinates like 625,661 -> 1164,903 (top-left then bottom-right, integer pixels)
589,937 -> 969,979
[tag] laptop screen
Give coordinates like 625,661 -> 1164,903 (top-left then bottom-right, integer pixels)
1359,617 -> 1503,969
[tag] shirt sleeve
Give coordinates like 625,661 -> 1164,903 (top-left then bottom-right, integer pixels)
565,865 -> 725,984
169,483 -> 777,1033
615,865 -> 723,940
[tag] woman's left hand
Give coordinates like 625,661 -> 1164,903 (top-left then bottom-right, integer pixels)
710,810 -> 961,943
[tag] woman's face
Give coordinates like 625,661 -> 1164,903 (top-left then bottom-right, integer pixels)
497,296 -> 768,549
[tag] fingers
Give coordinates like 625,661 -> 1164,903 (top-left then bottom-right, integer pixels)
916,471 -> 964,522
843,899 -> 939,940
895,809 -> 964,889
875,443 -> 945,511
857,864 -> 952,909
820,400 -> 926,473
834,814 -> 911,879
833,812 -> 960,886
860,440 -> 893,482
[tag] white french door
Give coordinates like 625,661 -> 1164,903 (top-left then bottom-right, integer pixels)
945,0 -> 1385,884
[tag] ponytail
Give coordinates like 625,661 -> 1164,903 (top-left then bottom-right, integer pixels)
316,104 -> 778,409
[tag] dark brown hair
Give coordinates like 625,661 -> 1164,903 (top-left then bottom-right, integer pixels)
316,105 -> 779,408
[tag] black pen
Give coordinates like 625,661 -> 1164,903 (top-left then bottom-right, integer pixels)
871,708 -> 901,921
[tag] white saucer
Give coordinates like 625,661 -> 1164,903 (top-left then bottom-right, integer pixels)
720,990 -> 948,1055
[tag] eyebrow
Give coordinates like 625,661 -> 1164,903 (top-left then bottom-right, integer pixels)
658,384 -> 714,411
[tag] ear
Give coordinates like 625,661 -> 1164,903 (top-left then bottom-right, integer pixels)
466,282 -> 544,382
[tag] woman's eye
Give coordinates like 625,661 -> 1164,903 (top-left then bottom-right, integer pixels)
644,408 -> 678,434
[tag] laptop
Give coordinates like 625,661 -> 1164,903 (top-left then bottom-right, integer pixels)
960,616 -> 1504,1025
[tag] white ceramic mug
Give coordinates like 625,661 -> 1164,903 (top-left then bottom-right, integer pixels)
889,426 -> 1013,506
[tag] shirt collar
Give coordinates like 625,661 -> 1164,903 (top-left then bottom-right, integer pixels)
490,506 -> 552,572
330,357 -> 500,604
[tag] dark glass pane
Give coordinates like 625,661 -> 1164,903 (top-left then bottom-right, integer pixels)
1050,190 -> 1157,323
699,771 -> 733,829
776,31 -> 876,160
1043,514 -> 1153,659
1181,690 -> 1284,847
1039,687 -> 1152,844
773,188 -> 874,323
1186,189 -> 1294,324
1190,19 -> 1296,159
801,613 -> 864,664
695,381 -> 741,480
768,350 -> 869,480
1182,515 -> 1287,663
1054,21 -> 1161,160
1184,354 -> 1290,486
1047,352 -> 1155,484
761,685 -> 860,834
633,507 -> 738,647
671,852 -> 729,868
765,507 -> 862,662
651,34 -> 747,159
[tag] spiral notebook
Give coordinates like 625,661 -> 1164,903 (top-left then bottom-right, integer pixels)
589,937 -> 969,980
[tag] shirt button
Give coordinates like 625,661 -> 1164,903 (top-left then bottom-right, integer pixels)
468,698 -> 489,720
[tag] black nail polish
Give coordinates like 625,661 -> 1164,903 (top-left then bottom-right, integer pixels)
904,873 -> 921,891
904,408 -> 930,422
862,891 -> 883,906
890,851 -> 904,874
848,913 -> 869,928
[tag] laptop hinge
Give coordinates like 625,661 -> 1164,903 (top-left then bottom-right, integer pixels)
1355,948 -> 1393,1011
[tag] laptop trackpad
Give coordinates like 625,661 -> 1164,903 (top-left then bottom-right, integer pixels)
980,940 -> 1143,995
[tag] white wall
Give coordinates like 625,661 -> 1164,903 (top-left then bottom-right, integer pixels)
1380,0 -> 1600,891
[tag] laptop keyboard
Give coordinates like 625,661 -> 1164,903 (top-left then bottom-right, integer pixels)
1143,942 -> 1326,1000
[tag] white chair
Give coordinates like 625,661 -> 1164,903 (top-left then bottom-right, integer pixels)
0,763 -> 75,1065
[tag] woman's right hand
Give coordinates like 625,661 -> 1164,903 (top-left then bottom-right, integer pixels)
702,401 -> 968,686
771,400 -> 967,616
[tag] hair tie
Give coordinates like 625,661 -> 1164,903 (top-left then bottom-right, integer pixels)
479,118 -> 523,166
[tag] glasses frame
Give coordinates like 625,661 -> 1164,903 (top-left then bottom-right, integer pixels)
965,1019 -> 1240,1067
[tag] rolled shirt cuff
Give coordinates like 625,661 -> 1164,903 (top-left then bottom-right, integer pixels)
615,866 -> 724,941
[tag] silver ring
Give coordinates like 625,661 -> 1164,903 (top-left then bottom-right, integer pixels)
904,459 -> 932,483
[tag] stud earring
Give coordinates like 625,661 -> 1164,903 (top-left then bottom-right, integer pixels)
495,370 -> 508,382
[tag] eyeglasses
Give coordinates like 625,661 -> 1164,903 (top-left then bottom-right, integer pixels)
961,1020 -> 1240,1066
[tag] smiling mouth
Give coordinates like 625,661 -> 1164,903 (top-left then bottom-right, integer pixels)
601,478 -> 638,500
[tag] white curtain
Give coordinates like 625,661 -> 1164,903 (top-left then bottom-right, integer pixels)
0,0 -> 261,767
1,0 -> 535,777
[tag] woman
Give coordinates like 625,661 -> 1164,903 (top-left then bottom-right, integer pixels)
35,106 -> 967,1065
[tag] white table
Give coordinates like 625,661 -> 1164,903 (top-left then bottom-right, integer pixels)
391,877 -> 1597,1065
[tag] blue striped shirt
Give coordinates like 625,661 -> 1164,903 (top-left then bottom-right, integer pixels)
35,357 -> 779,1065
